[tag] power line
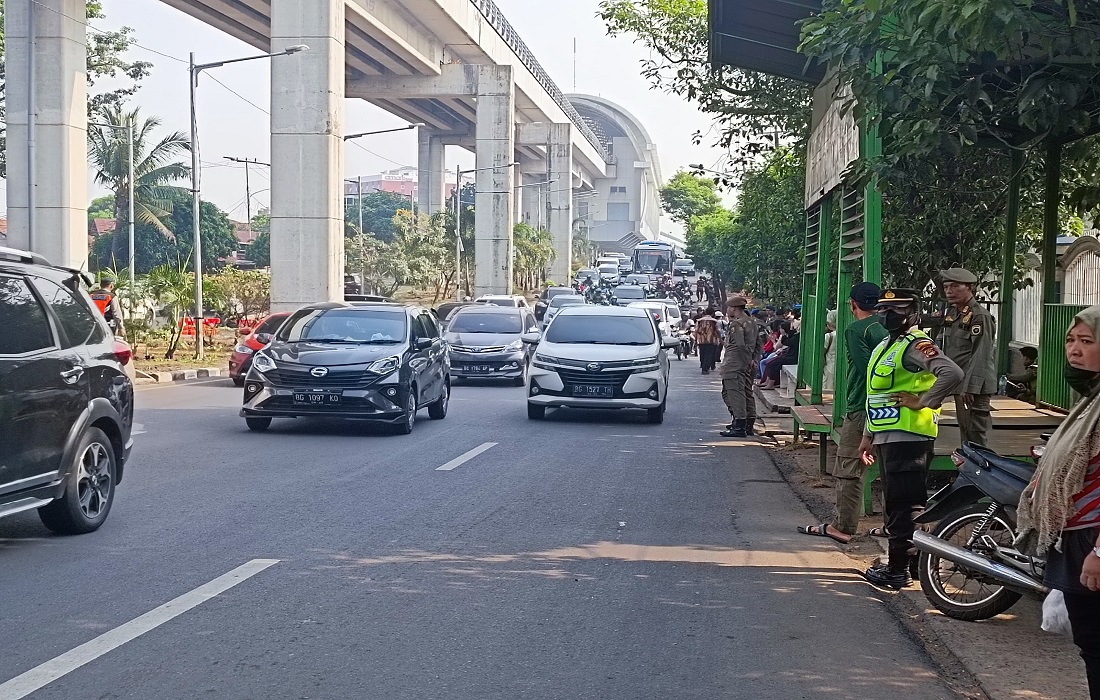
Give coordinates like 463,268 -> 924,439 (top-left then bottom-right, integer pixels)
29,0 -> 189,66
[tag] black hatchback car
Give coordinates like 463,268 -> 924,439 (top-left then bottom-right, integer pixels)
240,302 -> 450,434
0,247 -> 134,534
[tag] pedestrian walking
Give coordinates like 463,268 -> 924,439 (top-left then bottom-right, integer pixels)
718,297 -> 759,437
1015,306 -> 1100,700
936,267 -> 997,447
859,288 -> 963,588
797,282 -> 888,544
696,276 -> 705,302
695,309 -> 721,375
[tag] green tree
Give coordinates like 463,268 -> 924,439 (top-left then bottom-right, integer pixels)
599,0 -> 811,161
513,222 -> 555,291
88,195 -> 115,221
0,0 -> 153,177
165,191 -> 239,272
345,191 -> 415,242
246,210 -> 271,267
89,221 -> 178,274
145,263 -> 195,359
660,171 -> 722,227
207,267 -> 270,324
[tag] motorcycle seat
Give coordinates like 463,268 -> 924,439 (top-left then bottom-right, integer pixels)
967,445 -> 1036,483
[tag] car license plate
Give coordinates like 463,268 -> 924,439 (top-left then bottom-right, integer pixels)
292,391 -> 342,405
572,384 -> 614,398
463,365 -> 491,373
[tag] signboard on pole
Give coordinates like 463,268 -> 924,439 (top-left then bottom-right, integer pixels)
805,76 -> 860,208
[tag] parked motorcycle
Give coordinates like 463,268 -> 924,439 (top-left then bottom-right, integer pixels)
912,442 -> 1047,621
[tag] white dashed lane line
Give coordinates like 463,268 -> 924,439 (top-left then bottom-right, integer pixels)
435,442 -> 498,471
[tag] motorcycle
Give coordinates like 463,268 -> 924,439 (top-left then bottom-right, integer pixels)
673,329 -> 694,360
912,441 -> 1047,621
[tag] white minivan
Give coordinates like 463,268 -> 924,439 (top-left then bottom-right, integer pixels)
522,305 -> 677,424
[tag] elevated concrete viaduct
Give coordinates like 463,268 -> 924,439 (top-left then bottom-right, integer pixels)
5,0 -> 612,307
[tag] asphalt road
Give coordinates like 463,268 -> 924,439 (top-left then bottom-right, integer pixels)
0,359 -> 964,700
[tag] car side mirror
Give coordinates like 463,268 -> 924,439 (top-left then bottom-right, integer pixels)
520,332 -> 541,345
661,336 -> 680,349
255,333 -> 273,345
416,337 -> 434,350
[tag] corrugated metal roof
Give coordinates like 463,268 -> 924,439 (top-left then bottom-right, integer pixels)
708,0 -> 824,83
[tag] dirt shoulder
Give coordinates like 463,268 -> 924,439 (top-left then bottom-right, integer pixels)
771,440 -> 1085,700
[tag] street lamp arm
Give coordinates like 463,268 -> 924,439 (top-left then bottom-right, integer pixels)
344,123 -> 426,141
193,45 -> 309,73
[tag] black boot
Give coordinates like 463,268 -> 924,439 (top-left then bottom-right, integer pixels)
863,562 -> 911,590
744,419 -> 756,436
721,419 -> 747,438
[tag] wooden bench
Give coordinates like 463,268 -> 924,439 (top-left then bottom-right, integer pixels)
791,404 -> 832,475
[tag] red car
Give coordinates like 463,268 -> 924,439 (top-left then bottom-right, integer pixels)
229,312 -> 291,386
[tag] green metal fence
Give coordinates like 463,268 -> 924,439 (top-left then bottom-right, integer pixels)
1039,303 -> 1089,409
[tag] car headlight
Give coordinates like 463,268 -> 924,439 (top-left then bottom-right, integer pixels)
505,339 -> 523,352
234,343 -> 255,355
252,352 -> 277,373
367,355 -> 401,375
532,353 -> 561,370
630,356 -> 661,373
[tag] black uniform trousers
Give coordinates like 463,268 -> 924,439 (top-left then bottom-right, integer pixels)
1046,527 -> 1100,700
878,440 -> 934,570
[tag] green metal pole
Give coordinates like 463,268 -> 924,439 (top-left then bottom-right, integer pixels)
1041,140 -> 1061,305
797,206 -> 820,401
997,149 -> 1023,374
810,194 -> 834,404
862,123 -> 883,285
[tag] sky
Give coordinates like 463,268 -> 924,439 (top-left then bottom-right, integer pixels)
2,0 -> 733,223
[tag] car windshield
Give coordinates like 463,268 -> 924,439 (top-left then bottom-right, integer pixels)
447,312 -> 522,334
635,251 -> 671,272
576,270 -> 597,279
549,296 -> 586,309
546,288 -> 574,300
254,314 -> 288,335
480,297 -> 517,307
278,308 -> 406,344
545,314 -> 656,345
599,266 -> 618,273
615,287 -> 645,299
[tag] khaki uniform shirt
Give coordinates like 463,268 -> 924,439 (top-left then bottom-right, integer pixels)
937,301 -> 997,395
719,315 -> 757,377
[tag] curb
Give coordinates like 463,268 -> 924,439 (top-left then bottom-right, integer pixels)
136,367 -> 228,385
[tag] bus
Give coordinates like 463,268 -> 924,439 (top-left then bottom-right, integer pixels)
630,241 -> 678,276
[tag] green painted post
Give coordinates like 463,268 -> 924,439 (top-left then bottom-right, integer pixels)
1041,140 -> 1062,305
862,124 -> 883,285
797,206 -> 821,399
997,149 -> 1024,374
810,194 -> 834,404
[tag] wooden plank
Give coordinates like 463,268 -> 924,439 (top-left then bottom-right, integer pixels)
934,426 -> 1044,458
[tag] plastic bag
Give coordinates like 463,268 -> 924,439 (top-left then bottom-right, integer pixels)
1042,589 -> 1073,636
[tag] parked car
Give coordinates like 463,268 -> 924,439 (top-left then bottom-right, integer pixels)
542,294 -> 587,329
0,246 -> 134,534
446,305 -> 538,386
476,294 -> 530,308
229,312 -> 291,386
524,305 -> 676,423
240,302 -> 449,435
673,258 -> 696,276
534,286 -> 577,323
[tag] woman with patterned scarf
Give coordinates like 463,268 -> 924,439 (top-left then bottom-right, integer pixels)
1017,305 -> 1100,698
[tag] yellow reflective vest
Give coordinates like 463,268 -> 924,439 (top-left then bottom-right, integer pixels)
865,331 -> 940,438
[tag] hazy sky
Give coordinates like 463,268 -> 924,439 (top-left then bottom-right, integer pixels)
2,0 -> 732,222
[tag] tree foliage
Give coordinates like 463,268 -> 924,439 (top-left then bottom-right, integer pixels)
599,0 -> 811,162
345,190 -> 416,243
206,267 -> 270,324
660,171 -> 722,226
165,191 -> 239,272
513,222 -> 555,291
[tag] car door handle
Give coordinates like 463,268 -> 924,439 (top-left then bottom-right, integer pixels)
60,366 -> 85,384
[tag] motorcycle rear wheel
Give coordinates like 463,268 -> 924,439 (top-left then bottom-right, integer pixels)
918,504 -> 1024,621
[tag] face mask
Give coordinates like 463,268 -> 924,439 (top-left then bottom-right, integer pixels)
877,309 -> 910,333
1064,361 -> 1100,397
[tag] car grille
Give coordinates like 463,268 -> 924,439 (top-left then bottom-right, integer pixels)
451,345 -> 506,353
267,365 -> 378,388
556,368 -> 634,387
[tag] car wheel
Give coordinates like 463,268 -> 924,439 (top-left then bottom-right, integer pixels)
428,380 -> 450,419
527,402 -> 545,420
647,399 -> 666,424
246,417 -> 272,432
38,427 -> 116,535
232,376 -> 245,387
396,388 -> 417,435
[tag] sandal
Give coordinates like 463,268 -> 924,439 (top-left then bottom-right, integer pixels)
867,526 -> 891,538
797,523 -> 851,545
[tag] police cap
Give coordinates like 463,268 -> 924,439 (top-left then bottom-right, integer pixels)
726,296 -> 747,308
875,288 -> 920,308
940,267 -> 978,284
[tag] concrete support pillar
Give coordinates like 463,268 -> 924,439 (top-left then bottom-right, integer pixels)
473,65 -> 515,297
5,0 -> 88,268
417,128 -> 446,214
546,123 -> 574,285
269,0 -> 345,312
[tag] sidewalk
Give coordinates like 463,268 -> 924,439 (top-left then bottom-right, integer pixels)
772,439 -> 1086,700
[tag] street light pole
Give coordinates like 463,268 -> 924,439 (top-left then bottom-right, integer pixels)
188,45 -> 307,359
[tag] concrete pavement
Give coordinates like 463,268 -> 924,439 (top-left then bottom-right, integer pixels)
0,360 -> 967,699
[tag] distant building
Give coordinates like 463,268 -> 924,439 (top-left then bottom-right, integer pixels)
344,166 -> 459,209
0,217 -> 7,242
567,95 -> 664,255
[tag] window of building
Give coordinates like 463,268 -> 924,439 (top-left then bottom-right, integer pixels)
610,186 -> 627,194
607,202 -> 630,221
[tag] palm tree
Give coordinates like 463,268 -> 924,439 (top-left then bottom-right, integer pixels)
88,105 -> 191,264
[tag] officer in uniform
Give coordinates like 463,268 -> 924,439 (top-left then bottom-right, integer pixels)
859,288 -> 963,589
936,267 -> 997,447
90,277 -> 125,337
719,296 -> 758,437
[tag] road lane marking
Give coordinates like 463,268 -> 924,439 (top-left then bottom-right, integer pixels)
0,559 -> 279,700
435,442 -> 497,471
